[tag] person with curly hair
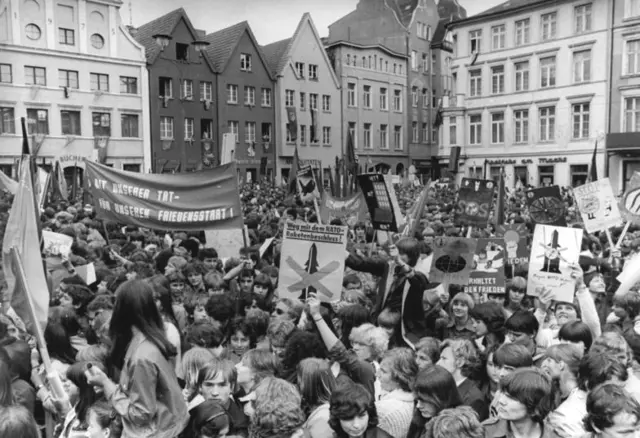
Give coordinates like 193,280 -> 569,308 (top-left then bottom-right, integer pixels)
248,377 -> 307,438
279,331 -> 327,382
581,383 -> 640,438
423,406 -> 483,438
329,382 -> 389,438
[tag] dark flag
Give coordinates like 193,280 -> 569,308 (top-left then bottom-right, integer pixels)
289,146 -> 301,195
588,140 -> 598,182
495,169 -> 506,227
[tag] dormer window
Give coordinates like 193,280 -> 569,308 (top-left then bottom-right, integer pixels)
176,43 -> 189,62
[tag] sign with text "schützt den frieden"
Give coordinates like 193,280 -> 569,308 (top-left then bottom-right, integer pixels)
84,160 -> 243,231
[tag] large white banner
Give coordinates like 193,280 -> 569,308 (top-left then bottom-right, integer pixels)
573,178 -> 622,233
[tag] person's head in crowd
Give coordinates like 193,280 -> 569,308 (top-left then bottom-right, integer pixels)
109,280 -> 177,369
579,353 -> 629,391
335,304 -> 370,349
394,237 -> 421,267
494,368 -> 555,430
239,291 -> 267,315
205,294 -> 235,332
423,406 -> 484,438
329,382 -> 378,438
87,400 -> 123,438
248,377 -> 306,438
590,331 -> 634,370
415,337 -> 441,370
239,247 -> 259,269
585,271 -> 607,302
44,319 -> 78,364
143,243 -> 158,259
236,349 -> 279,394
437,339 -> 481,382
165,255 -> 188,277
493,343 -> 533,382
198,359 -> 237,409
612,290 -> 640,323
558,320 -> 593,353
86,294 -> 114,330
377,347 -> 417,394
94,269 -> 116,295
229,316 -> 252,357
151,285 -> 178,325
67,361 -> 106,425
583,383 -> 640,438
0,314 -> 20,341
189,293 -> 210,324
128,231 -> 145,249
181,347 -> 215,402
261,265 -> 279,289
165,270 -> 188,302
281,331 -> 327,376
252,274 -> 273,301
553,297 -> 581,327
540,343 -> 583,398
505,277 -> 527,310
285,208 -> 297,222
179,239 -> 200,261
470,301 -> 506,347
238,269 -> 256,295
271,297 -> 304,323
185,321 -> 225,358
377,308 -> 401,344
412,365 -> 462,423
297,357 -> 336,415
0,356 -> 13,407
349,323 -> 389,363
342,274 -> 363,297
504,310 -> 539,355
449,292 -> 474,323
0,405 -> 40,438
199,248 -> 220,272
204,272 -> 226,296
185,400 -> 230,438
244,309 -> 270,346
267,318 -> 296,361
184,262 -> 206,291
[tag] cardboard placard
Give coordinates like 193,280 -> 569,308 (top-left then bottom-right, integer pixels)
496,224 -> 529,266
42,231 -> 73,257
464,238 -> 506,296
297,165 -> 320,200
428,237 -> 477,285
204,227 -> 247,259
456,178 -> 495,227
525,186 -> 567,227
357,173 -> 404,232
573,178 -> 622,233
620,172 -> 640,225
319,191 -> 368,226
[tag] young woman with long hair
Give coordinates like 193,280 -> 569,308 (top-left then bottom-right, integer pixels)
297,358 -> 336,438
85,280 -> 188,438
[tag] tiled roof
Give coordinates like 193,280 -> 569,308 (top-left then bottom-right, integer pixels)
431,19 -> 448,46
133,7 -> 185,64
261,37 -> 292,77
203,21 -> 248,72
437,0 -> 467,21
386,0 -> 420,29
478,0 -> 537,16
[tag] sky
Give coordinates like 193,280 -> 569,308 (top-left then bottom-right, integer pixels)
123,0 -> 506,45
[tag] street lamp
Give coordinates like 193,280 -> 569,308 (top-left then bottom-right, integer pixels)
152,34 -> 172,51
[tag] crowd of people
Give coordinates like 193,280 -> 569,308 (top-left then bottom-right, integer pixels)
0,178 -> 640,438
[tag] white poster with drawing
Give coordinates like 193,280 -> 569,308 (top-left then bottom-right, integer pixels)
527,225 -> 583,303
43,231 -> 73,257
572,178 -> 622,233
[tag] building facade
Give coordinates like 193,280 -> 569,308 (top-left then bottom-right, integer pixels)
606,0 -> 640,193
325,40 -> 409,175
262,14 -> 342,185
441,0 -> 608,187
0,0 -> 150,178
204,22 -> 276,182
133,8 -> 218,173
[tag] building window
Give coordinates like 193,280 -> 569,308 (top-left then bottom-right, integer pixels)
92,112 -> 111,137
422,89 -> 429,108
514,19 -> 530,46
120,76 -> 138,94
468,166 -> 483,179
90,33 -> 104,49
295,62 -> 305,78
363,85 -> 371,108
626,97 -> 640,132
201,119 -> 213,139
198,81 -> 212,101
310,93 -> 318,110
417,22 -> 428,39
160,116 -> 173,140
575,3 -> 592,33
573,50 -> 591,83
491,112 -> 504,144
626,39 -> 640,74
322,95 -> 331,112
283,89 -> 294,107
469,29 -> 482,54
159,77 -> 172,98
539,106 -> 555,141
364,123 -> 372,149
412,121 -> 418,142
58,28 -> 75,45
514,110 -> 529,143
572,103 -> 590,139
348,122 -> 356,145
570,164 -> 589,186
379,88 -> 388,110
322,126 -> 331,145
26,109 -> 48,134
0,64 -> 12,83
240,53 -> 252,71
412,87 -> 418,106
411,51 -> 418,70
299,125 -> 306,144
121,114 -> 139,138
626,0 -> 640,18
58,69 -> 79,89
0,108 -> 15,134
432,128 -> 438,144
308,64 -> 318,80
347,83 -> 356,107
261,122 -> 272,143
514,61 -> 529,91
449,116 -> 457,145
261,88 -> 272,106
470,114 -> 481,145
393,89 -> 402,111
492,24 -> 505,50
422,53 -> 428,72
431,54 -> 436,73
491,65 -> 505,94
25,66 -> 46,86
541,12 -> 557,41
539,165 -> 555,186
181,79 -> 194,100
469,69 -> 482,97
90,73 -> 109,91
176,43 -> 189,62
245,122 -> 256,143
394,125 -> 402,149
422,123 -> 428,143
300,92 -> 306,110
380,124 -> 388,149
228,121 -> 239,142
540,56 -> 556,88
244,86 -> 255,106
61,110 -> 81,135
514,166 -> 528,186
227,84 -> 238,104
25,23 -> 41,40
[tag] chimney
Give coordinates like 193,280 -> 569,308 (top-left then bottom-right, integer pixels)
127,25 -> 138,38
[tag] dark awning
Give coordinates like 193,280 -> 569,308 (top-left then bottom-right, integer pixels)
607,133 -> 640,152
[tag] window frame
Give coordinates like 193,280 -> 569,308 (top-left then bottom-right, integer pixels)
572,102 -> 590,139
58,69 -> 79,89
540,56 -> 556,88
514,61 -> 530,92
491,112 -> 505,144
379,88 -> 388,110
120,76 -> 138,94
469,69 -> 482,97
90,73 -> 109,92
121,113 -> 139,138
227,84 -> 238,104
58,27 -> 75,46
347,83 -> 356,107
514,18 -> 530,46
491,65 -> 505,94
379,124 -> 388,150
469,29 -> 482,54
573,49 -> 592,83
0,107 -> 16,134
491,24 -> 506,50
25,66 -> 46,86
541,12 -> 557,41
240,53 -> 252,72
574,3 -> 593,34
513,109 -> 529,144
245,121 -> 256,143
625,97 -> 640,132
26,108 -> 49,135
60,110 -> 81,135
261,88 -> 272,107
363,123 -> 372,149
308,64 -> 318,80
244,86 -> 256,106
469,114 -> 482,145
539,106 -> 556,142
160,116 -> 174,140
0,64 -> 12,83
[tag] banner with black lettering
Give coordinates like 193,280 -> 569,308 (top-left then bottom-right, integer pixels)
456,178 -> 495,228
84,160 -> 242,231
463,238 -> 506,298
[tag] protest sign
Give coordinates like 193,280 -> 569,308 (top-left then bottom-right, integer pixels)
278,222 -> 348,302
85,160 -> 242,231
621,172 -> 640,225
75,263 -> 96,285
297,165 -> 320,200
204,227 -> 247,259
428,237 -> 477,285
319,191 -> 368,226
496,224 -> 529,266
526,186 -> 566,226
456,178 -> 495,227
358,173 -> 404,232
527,225 -> 583,303
464,238 -> 506,297
573,178 -> 622,233
42,231 -> 73,257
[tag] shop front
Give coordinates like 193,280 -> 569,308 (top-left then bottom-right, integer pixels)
606,132 -> 640,195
